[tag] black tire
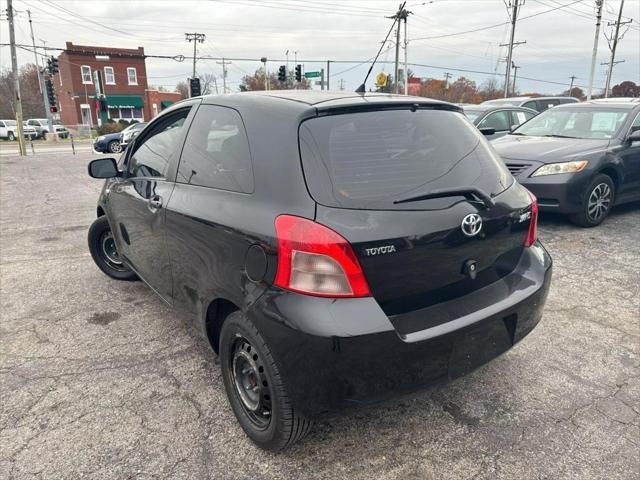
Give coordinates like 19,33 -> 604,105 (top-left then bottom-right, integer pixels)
7,131 -> 15,141
108,140 -> 122,153
219,312 -> 313,451
87,216 -> 138,281
42,131 -> 47,140
569,173 -> 615,227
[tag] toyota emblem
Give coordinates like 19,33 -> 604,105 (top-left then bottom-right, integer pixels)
461,213 -> 482,237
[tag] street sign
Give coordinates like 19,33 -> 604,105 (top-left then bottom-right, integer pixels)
375,72 -> 388,87
304,71 -> 321,78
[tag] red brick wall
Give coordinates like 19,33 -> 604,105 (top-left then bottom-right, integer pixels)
144,90 -> 185,119
54,42 -> 148,126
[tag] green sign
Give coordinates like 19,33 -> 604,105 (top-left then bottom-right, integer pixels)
304,71 -> 321,78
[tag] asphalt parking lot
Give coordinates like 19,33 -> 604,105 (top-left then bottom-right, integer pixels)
1,150 -> 638,480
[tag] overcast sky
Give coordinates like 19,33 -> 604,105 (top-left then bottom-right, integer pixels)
1,0 -> 639,95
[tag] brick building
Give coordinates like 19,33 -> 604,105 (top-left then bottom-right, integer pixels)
144,89 -> 184,120
55,42 -> 148,127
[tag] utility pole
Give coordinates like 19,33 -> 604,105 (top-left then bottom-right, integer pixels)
216,58 -> 231,93
511,62 -> 520,96
403,11 -> 409,95
185,33 -> 205,79
444,72 -> 452,89
7,0 -> 26,156
603,0 -> 630,98
261,57 -> 268,90
391,4 -> 410,94
587,0 -> 604,100
326,61 -> 331,90
27,10 -> 54,136
339,79 -> 345,91
569,75 -> 577,95
502,0 -> 525,98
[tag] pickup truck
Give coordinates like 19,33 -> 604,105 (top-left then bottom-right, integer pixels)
25,118 -> 69,139
0,119 -> 37,140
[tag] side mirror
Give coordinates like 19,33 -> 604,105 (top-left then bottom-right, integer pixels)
628,129 -> 640,143
479,127 -> 496,136
88,158 -> 120,178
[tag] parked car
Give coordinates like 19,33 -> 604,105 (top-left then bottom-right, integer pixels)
119,121 -> 147,148
481,96 -> 580,112
492,99 -> 640,227
0,119 -> 37,140
93,131 -> 123,154
25,118 -> 69,139
462,105 -> 538,139
86,92 -> 552,450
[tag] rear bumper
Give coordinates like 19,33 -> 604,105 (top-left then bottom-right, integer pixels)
247,243 -> 552,417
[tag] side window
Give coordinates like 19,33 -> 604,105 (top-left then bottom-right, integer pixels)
538,100 -> 560,112
522,101 -> 538,111
479,111 -> 510,131
177,105 -> 254,193
128,110 -> 190,179
630,112 -> 640,133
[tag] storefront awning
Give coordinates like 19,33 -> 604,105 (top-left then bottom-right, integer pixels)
101,95 -> 144,109
160,100 -> 174,108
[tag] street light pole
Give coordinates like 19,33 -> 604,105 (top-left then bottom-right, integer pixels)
27,10 -> 54,136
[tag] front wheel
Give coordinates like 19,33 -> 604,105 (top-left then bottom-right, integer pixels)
569,174 -> 615,227
219,312 -> 313,450
88,216 -> 138,280
7,132 -> 15,141
108,140 -> 122,153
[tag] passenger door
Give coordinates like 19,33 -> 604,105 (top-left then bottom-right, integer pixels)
0,121 -> 6,138
165,104 -> 257,316
617,112 -> 640,198
478,110 -> 511,139
108,107 -> 194,300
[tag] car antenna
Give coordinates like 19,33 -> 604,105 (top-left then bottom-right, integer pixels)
355,1 -> 406,94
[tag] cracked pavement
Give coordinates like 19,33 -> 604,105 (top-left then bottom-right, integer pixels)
1,151 -> 638,479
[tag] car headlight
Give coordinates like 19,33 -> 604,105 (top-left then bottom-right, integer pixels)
531,160 -> 589,177
97,136 -> 105,141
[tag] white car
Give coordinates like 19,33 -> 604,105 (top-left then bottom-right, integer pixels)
0,119 -> 37,141
119,122 -> 147,147
26,118 -> 69,139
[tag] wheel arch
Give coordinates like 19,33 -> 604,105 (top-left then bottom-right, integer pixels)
97,205 -> 106,217
598,165 -> 622,193
205,298 -> 240,353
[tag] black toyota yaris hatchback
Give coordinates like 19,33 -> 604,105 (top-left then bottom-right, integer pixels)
87,91 -> 552,450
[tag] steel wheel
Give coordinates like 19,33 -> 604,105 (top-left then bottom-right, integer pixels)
587,182 -> 612,222
99,230 -> 127,272
230,335 -> 272,430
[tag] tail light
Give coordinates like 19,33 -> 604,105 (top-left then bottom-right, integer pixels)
524,190 -> 538,247
274,215 -> 371,298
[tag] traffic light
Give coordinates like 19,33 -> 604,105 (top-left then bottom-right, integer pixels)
189,77 -> 201,97
45,79 -> 56,106
47,56 -> 59,75
295,64 -> 302,82
278,65 -> 286,82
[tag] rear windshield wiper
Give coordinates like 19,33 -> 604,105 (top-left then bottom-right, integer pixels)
393,186 -> 495,208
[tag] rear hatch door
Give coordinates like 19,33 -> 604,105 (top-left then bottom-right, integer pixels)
300,105 -> 534,331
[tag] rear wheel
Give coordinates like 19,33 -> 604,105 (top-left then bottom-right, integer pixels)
88,216 -> 138,280
219,312 -> 313,450
570,174 -> 615,227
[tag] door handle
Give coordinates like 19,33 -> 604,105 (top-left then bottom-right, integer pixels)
148,195 -> 163,212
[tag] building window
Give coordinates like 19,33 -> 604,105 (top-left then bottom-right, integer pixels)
81,65 -> 92,84
104,66 -> 115,85
127,67 -> 138,85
